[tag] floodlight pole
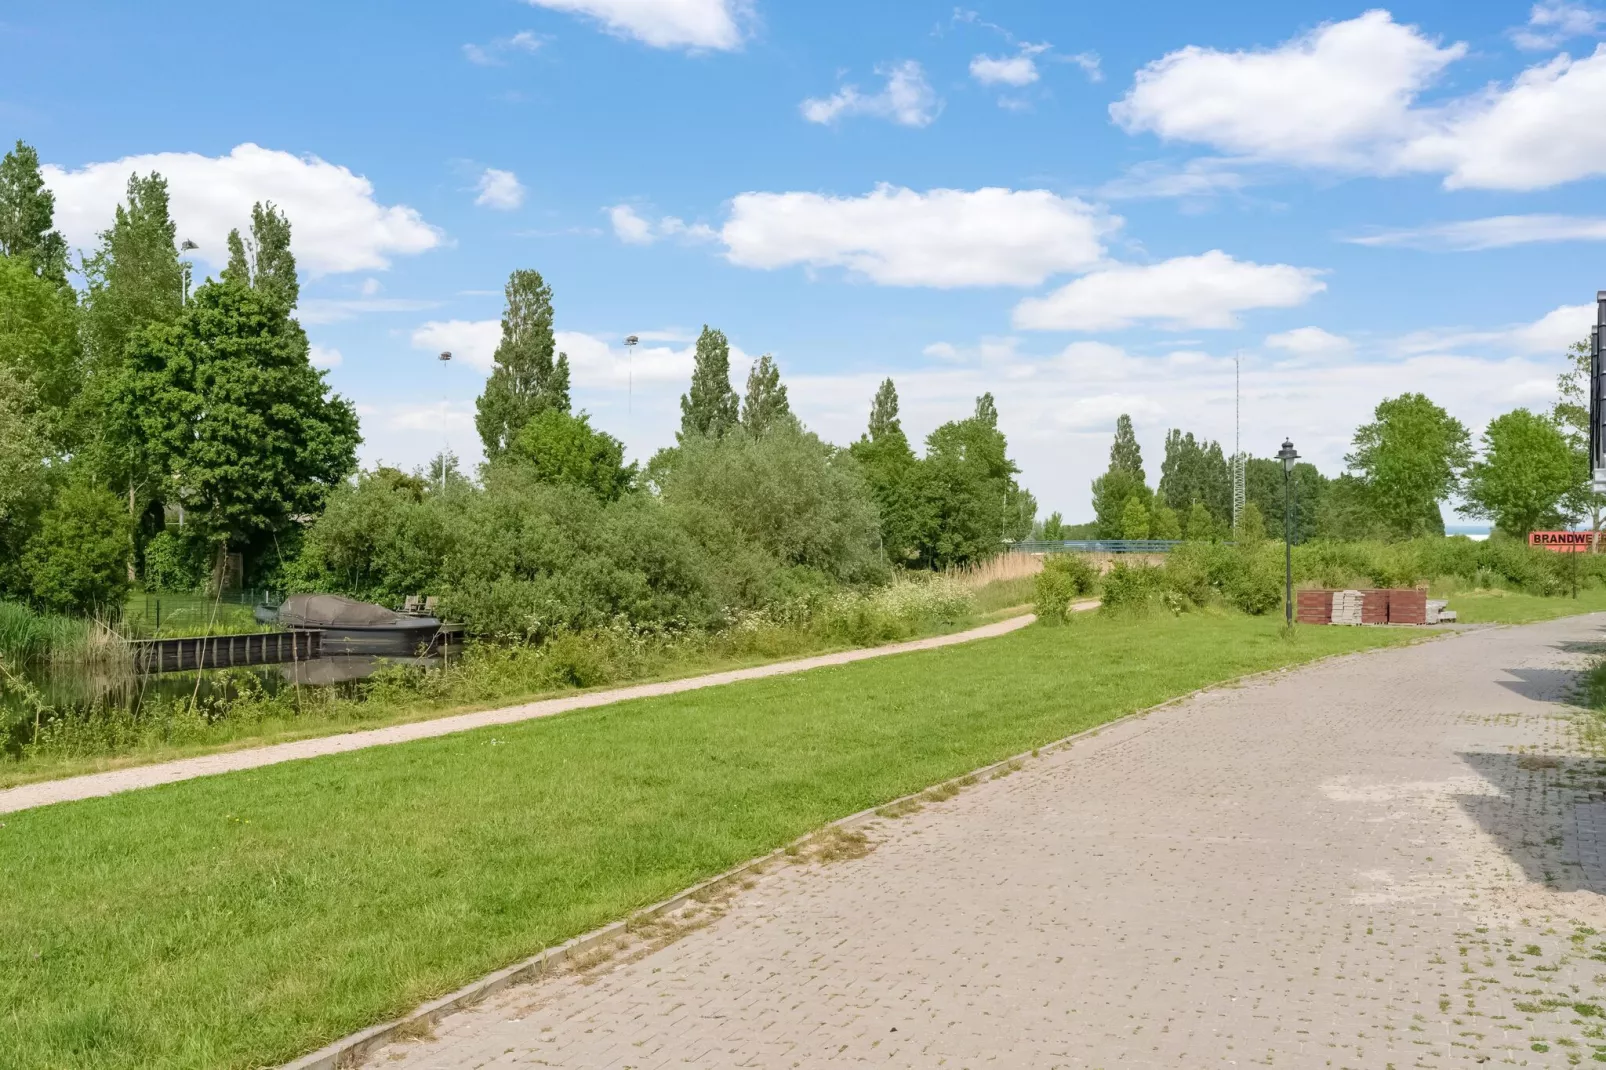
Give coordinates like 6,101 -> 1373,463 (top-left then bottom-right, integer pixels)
1277,438 -> 1299,628
624,335 -> 639,413
438,351 -> 452,494
1593,292 -> 1606,494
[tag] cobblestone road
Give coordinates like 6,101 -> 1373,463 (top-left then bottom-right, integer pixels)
367,615 -> 1606,1069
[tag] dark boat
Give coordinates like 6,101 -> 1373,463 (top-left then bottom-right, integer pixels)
270,594 -> 447,656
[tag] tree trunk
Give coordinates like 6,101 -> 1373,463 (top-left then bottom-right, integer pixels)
211,539 -> 229,596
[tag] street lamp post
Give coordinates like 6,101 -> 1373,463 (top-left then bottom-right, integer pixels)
438,351 -> 452,494
1276,438 -> 1299,627
624,335 -> 638,413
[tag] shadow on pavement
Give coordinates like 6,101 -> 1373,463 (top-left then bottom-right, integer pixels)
1455,750 -> 1606,894
1494,667 -> 1584,704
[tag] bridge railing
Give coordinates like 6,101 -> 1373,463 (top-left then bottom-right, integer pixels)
1008,539 -> 1185,554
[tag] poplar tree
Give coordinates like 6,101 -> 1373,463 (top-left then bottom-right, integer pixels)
1090,414 -> 1153,538
475,269 -> 571,460
849,377 -> 926,564
739,354 -> 791,435
222,202 -> 299,308
678,325 -> 738,441
0,140 -> 67,283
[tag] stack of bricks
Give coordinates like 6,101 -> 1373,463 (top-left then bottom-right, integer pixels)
1296,587 -> 1440,625
1295,590 -> 1332,624
1360,589 -> 1389,625
1387,588 -> 1428,625
1330,590 -> 1364,625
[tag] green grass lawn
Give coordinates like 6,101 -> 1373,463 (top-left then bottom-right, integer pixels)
0,611 -> 1419,1070
1430,585 -> 1606,624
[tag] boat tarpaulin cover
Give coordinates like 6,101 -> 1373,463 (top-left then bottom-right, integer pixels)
276,594 -> 412,629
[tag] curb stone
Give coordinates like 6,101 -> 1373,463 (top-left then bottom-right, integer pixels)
280,607 -> 1478,1070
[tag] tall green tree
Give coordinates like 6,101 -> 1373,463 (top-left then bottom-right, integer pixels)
848,377 -> 928,564
1109,413 -> 1145,481
740,353 -> 791,435
1553,335 -> 1604,532
221,202 -> 299,309
475,270 -> 571,460
1091,413 -> 1153,539
0,368 -> 54,597
22,481 -> 133,615
1346,392 -> 1470,539
1243,456 -> 1325,543
78,172 -> 190,526
1460,408 -> 1576,538
917,393 -> 1034,567
0,140 -> 67,283
119,280 -> 359,585
678,325 -> 738,441
0,253 -> 81,447
508,408 -> 634,501
1158,429 -> 1231,521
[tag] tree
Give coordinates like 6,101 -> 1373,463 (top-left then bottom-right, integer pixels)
1244,456 -> 1325,543
1110,413 -> 1145,481
678,325 -> 738,441
0,253 -> 81,447
1158,429 -> 1231,523
119,280 -> 359,586
22,482 -> 132,615
848,377 -> 927,565
0,368 -> 53,597
1184,500 -> 1216,541
1346,392 -> 1470,539
475,270 -> 571,460
1120,496 -> 1150,539
1235,501 -> 1267,545
1041,511 -> 1067,540
740,353 -> 791,435
1151,501 -> 1182,540
1553,335 -> 1605,534
1091,413 -> 1153,539
917,393 -> 1035,567
221,202 -> 299,309
0,140 -> 67,283
1460,408 -> 1576,538
508,408 -> 634,501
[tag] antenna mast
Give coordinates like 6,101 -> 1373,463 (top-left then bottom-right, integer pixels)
1232,353 -> 1245,534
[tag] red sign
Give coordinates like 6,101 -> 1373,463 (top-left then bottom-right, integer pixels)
1530,531 -> 1598,552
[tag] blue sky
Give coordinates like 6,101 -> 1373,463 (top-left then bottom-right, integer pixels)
6,0 -> 1606,520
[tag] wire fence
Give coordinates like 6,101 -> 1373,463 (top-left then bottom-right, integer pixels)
121,590 -> 283,639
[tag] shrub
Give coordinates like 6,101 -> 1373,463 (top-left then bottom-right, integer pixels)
141,529 -> 210,593
1033,554 -> 1098,624
22,483 -> 133,616
1099,561 -> 1168,614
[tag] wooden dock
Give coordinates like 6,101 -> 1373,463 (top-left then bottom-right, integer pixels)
131,630 -> 322,673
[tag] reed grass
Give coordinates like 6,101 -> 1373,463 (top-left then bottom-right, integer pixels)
0,601 -> 126,667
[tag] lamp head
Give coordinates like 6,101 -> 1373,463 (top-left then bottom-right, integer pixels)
438,351 -> 452,363
1277,438 -> 1299,474
624,335 -> 639,347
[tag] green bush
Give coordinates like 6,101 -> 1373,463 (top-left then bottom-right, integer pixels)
22,483 -> 133,616
1099,561 -> 1169,614
1033,554 -> 1098,624
140,530 -> 210,593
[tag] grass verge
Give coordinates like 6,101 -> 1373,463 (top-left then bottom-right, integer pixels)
1428,585 -> 1606,624
0,610 -> 1418,1070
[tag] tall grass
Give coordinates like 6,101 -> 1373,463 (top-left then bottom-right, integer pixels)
0,601 -> 125,667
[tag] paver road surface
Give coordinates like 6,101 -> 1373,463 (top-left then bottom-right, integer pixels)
367,615 -> 1606,1069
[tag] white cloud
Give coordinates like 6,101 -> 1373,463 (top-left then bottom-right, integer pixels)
43,143 -> 442,275
1393,46 -> 1606,190
474,168 -> 526,210
309,344 -> 343,369
1012,251 -> 1326,331
1395,303 -> 1595,357
1097,157 -> 1252,199
1110,11 -> 1606,190
801,61 -> 939,128
523,0 -> 748,50
1067,51 -> 1103,81
1512,1 -> 1603,50
607,204 -> 716,245
410,319 -> 504,371
970,54 -> 1039,86
298,297 -> 440,325
1347,214 -> 1606,250
463,30 -> 544,65
720,184 -> 1117,288
1111,11 -> 1463,170
1265,326 -> 1354,359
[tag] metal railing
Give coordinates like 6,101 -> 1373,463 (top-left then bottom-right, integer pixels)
1010,539 -> 1184,554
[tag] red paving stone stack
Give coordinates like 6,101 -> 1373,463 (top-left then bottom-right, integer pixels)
1295,590 -> 1332,624
1387,588 -> 1428,625
1359,590 -> 1389,625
